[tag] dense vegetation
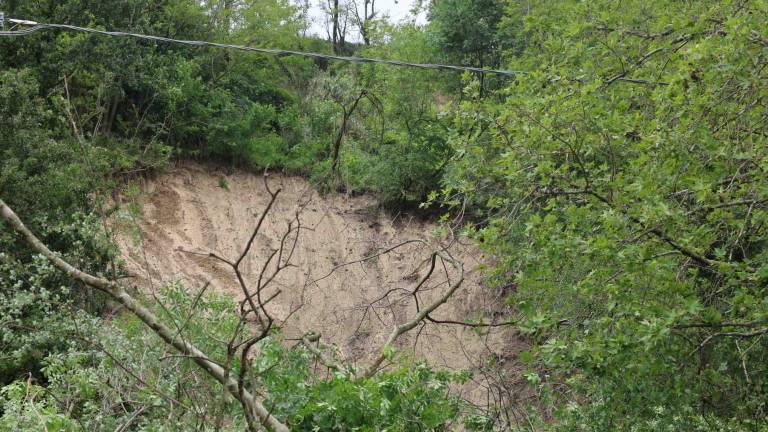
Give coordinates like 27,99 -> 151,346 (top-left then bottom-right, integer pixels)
1,0 -> 767,430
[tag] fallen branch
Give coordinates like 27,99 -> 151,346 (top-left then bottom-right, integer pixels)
0,198 -> 289,432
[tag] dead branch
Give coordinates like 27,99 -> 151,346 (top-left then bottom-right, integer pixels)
361,250 -> 465,378
174,175 -> 310,432
673,319 -> 767,330
688,327 -> 768,358
314,235 -> 516,378
425,316 -> 517,328
311,238 -> 427,285
183,175 -> 308,432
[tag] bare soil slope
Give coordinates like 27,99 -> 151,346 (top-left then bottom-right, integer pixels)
117,162 -> 525,403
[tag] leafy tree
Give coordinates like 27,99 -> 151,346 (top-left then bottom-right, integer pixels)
426,0 -> 505,68
0,68 -> 117,387
439,0 -> 768,429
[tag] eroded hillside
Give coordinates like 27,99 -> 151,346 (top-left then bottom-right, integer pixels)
116,161 -> 526,406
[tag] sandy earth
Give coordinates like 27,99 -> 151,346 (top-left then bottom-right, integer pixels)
116,161 -> 526,406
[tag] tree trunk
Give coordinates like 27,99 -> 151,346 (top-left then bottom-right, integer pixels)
331,0 -> 340,53
330,91 -> 366,177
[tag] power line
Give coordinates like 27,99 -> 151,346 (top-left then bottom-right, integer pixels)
1,18 -> 527,77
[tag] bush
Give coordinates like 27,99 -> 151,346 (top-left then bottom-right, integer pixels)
1,283 -> 476,431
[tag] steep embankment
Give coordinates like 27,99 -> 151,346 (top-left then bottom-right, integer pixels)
117,161 -> 525,403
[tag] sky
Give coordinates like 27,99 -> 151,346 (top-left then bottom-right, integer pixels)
304,0 -> 427,41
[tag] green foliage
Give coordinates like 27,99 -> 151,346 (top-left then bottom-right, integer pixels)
7,0 -> 768,428
438,0 -> 768,429
254,343 -> 469,431
1,284 -> 246,431
426,0 -> 506,68
0,69 -> 89,215
0,380 -> 79,432
0,1 -> 480,430
0,0 -> 463,205
0,64 -> 126,387
1,0 -> 305,171
0,284 -> 472,430
0,235 -> 107,387
294,29 -> 456,204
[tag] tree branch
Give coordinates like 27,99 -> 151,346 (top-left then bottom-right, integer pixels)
361,250 -> 465,378
0,198 -> 289,432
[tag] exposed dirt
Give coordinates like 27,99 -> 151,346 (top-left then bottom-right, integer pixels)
116,161 -> 527,405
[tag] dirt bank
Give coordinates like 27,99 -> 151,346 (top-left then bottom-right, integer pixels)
116,161 -> 526,405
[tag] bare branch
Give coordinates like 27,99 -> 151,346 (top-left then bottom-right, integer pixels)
312,239 -> 427,284
361,250 -> 465,378
686,327 -> 768,359
673,319 -> 767,330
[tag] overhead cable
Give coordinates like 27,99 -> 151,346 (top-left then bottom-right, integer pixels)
1,18 -> 527,77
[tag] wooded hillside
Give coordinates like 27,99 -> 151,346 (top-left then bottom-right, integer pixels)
1,0 -> 767,430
